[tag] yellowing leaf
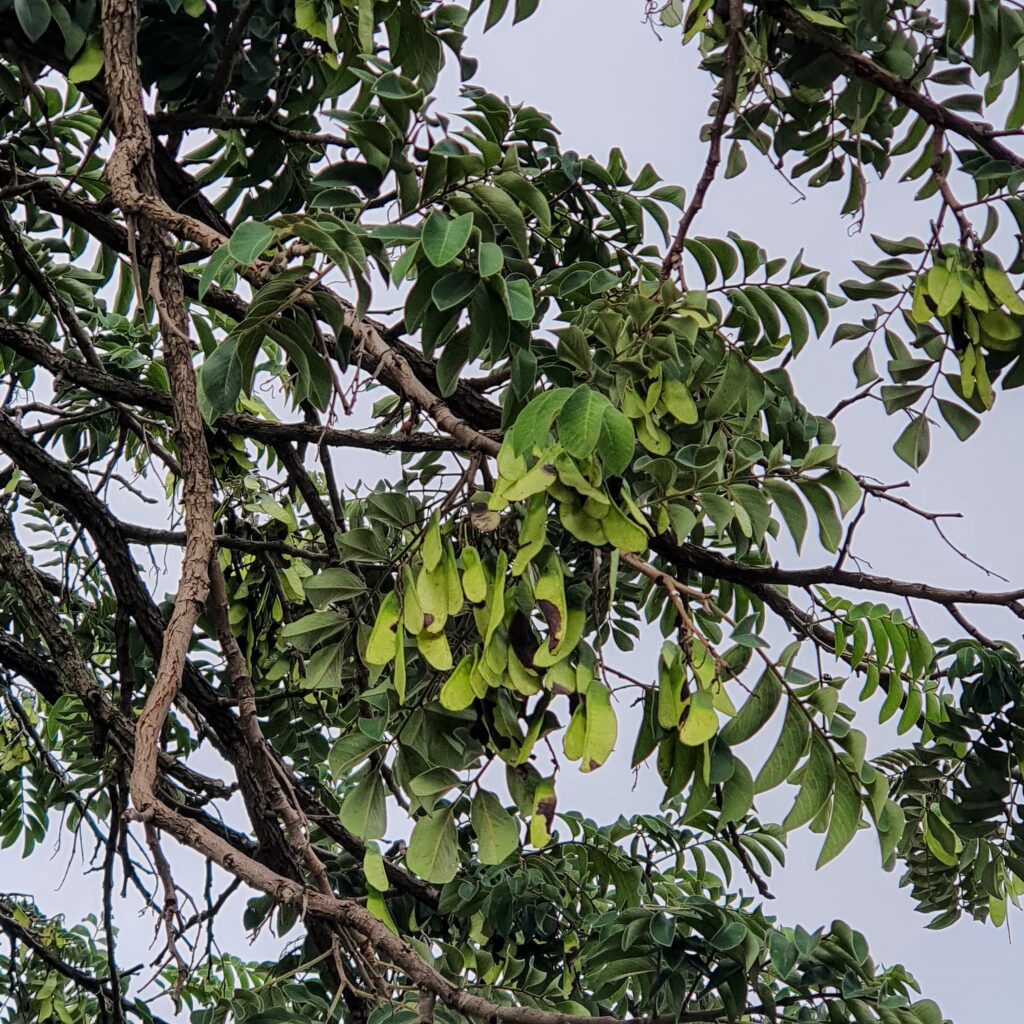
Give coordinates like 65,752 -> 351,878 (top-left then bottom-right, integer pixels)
562,704 -> 586,761
533,550 -> 567,651
529,778 -> 557,848
602,502 -> 648,554
401,565 -> 425,634
68,37 -> 103,84
363,843 -> 390,891
983,264 -> 1024,314
417,630 -> 453,671
422,512 -> 443,571
678,689 -> 719,746
393,626 -> 407,703
503,459 -> 557,502
581,682 -> 618,772
440,655 -> 476,710
926,265 -> 962,317
365,591 -> 400,666
460,546 -> 488,603
661,379 -> 698,424
416,564 -> 449,634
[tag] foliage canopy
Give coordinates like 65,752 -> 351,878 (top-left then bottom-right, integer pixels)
0,0 -> 1023,1022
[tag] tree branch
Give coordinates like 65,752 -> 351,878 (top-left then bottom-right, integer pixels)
758,0 -> 1024,170
0,902 -> 111,996
661,0 -> 745,280
0,315 -> 483,454
103,0 -> 218,824
652,536 -> 1024,615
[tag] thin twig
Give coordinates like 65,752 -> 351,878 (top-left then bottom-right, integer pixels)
660,0 -> 745,280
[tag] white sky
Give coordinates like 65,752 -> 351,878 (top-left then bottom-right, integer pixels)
3,2 -> 1022,1021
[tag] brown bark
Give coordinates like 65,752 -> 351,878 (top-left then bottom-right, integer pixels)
101,0 -> 217,821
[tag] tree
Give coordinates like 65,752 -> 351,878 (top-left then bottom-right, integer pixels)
0,0 -> 1022,1019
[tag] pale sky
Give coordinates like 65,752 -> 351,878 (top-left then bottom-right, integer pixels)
3,3 -> 1021,1021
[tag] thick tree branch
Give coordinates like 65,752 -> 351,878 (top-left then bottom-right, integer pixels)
758,0 -> 1024,169
0,306 -> 489,457
102,0 -> 218,822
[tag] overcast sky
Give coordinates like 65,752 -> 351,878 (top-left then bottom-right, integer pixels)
4,3 -> 1022,1021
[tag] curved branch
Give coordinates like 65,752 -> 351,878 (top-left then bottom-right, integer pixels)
652,536 -> 1024,615
661,0 -> 745,279
758,0 -> 1024,169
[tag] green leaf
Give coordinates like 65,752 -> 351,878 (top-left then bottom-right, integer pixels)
763,479 -> 808,553
469,183 -> 529,255
937,399 -> 980,441
363,843 -> 390,891
303,643 -> 346,689
504,278 -> 535,323
374,72 -> 421,101
421,211 -> 474,267
704,352 -> 745,419
329,733 -> 379,778
514,0 -> 541,25
872,234 -> 927,257
228,222 -> 275,265
198,339 -> 242,423
484,0 -> 510,29
816,770 -> 861,867
801,443 -> 838,471
783,735 -> 835,831
340,771 -> 387,840
407,809 -> 459,882
68,36 -> 104,84
754,698 -> 809,793
800,7 -> 846,27
724,140 -> 747,178
478,242 -> 505,277
357,0 -> 375,51
338,528 -> 389,563
471,790 -> 520,864
719,760 -> 754,824
432,271 -> 478,311
198,245 -> 234,299
818,469 -> 862,517
304,568 -> 367,609
280,611 -> 346,653
795,480 -> 842,552
910,1000 -> 943,1024
508,388 -> 573,454
558,386 -> 612,459
597,407 -> 635,476
495,170 -> 552,232
721,670 -> 783,746
893,415 -> 930,469
15,0 -> 51,42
